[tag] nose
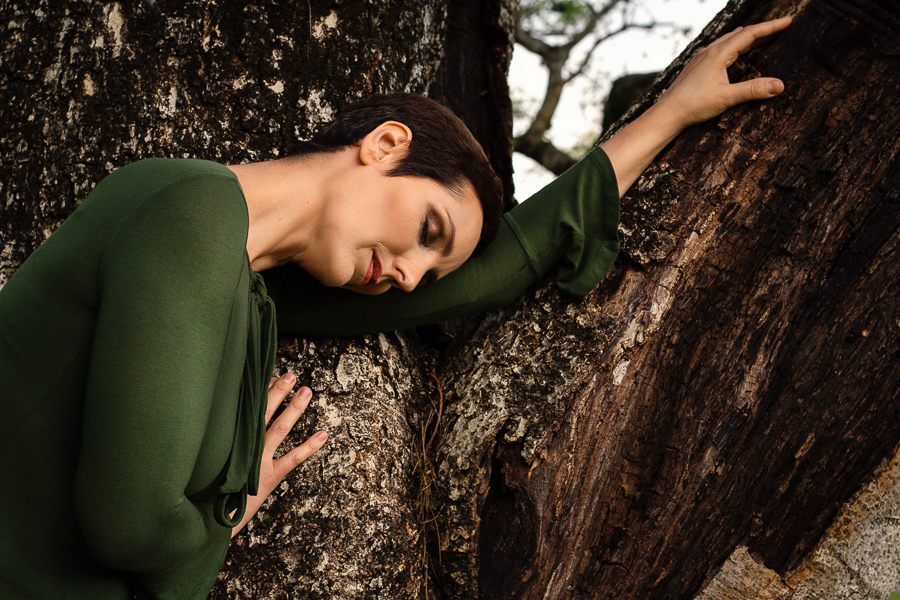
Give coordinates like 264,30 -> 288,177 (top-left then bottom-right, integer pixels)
390,256 -> 425,292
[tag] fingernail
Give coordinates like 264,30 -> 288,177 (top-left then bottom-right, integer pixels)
299,387 -> 313,401
281,373 -> 295,384
316,431 -> 328,443
268,377 -> 276,389
767,80 -> 783,96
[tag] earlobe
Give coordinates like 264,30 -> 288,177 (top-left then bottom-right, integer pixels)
359,121 -> 412,165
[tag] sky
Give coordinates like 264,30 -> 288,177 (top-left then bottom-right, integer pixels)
509,0 -> 729,199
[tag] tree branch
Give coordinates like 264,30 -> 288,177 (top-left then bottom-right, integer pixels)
513,133 -> 577,176
561,0 -> 628,52
563,21 -> 661,83
514,26 -> 553,59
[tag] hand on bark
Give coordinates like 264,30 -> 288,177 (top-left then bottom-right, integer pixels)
658,17 -> 792,129
232,373 -> 328,537
601,17 -> 792,196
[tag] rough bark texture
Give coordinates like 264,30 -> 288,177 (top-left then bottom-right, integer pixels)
0,0 -> 447,286
426,0 -> 900,598
4,0 -> 900,599
216,333 -> 428,599
0,1 -> 475,598
430,0 -> 518,210
697,442 -> 900,600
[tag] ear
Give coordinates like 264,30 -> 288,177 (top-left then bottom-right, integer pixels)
358,121 -> 412,166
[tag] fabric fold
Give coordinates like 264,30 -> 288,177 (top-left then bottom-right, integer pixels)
213,269 -> 277,527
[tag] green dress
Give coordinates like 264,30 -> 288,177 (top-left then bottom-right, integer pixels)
0,148 -> 618,600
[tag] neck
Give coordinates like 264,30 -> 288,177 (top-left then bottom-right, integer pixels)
228,154 -> 327,272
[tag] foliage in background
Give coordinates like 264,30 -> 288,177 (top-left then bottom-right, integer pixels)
513,0 -> 694,176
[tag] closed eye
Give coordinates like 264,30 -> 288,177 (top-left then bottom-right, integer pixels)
420,216 -> 429,247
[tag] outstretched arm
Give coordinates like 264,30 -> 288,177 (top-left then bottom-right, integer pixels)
601,17 -> 792,196
269,19 -> 793,336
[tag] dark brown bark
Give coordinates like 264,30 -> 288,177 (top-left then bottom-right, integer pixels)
430,0 -> 518,210
425,0 -> 900,598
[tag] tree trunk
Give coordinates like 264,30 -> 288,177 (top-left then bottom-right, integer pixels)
3,0 -> 900,599
429,0 -> 519,210
0,0 -> 447,285
432,0 -> 900,598
0,1 -> 488,598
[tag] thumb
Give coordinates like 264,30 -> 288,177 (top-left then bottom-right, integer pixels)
729,77 -> 785,105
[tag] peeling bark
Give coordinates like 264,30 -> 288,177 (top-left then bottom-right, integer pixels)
697,441 -> 900,600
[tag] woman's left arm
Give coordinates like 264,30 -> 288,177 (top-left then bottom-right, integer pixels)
73,176 -> 256,599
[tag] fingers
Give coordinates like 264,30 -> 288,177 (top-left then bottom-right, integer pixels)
265,385 -> 314,455
709,26 -> 743,47
272,430 -> 329,482
717,17 -> 792,57
728,77 -> 785,105
265,372 -> 296,423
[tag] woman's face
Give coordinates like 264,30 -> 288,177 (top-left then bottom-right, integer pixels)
303,171 -> 483,295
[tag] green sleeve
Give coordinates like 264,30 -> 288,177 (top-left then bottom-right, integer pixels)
73,175 -> 247,600
268,146 -> 620,336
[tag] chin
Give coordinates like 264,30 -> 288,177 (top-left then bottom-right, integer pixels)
342,282 -> 393,296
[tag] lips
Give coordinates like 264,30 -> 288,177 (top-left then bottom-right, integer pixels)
363,252 -> 382,285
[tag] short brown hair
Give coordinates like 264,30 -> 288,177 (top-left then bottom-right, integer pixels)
289,93 -> 503,255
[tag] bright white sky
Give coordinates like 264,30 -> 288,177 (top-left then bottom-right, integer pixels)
509,0 -> 728,199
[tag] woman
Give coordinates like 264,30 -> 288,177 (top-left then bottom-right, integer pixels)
0,18 -> 790,600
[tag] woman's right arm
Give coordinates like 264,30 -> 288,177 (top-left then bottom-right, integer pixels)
601,18 -> 791,195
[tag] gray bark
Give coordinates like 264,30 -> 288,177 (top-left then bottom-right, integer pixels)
217,333 -> 428,598
0,0 -> 446,285
0,1 -> 451,598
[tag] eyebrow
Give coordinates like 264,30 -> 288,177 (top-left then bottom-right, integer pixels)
441,208 -> 456,257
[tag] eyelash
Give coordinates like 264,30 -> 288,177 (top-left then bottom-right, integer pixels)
420,216 -> 429,247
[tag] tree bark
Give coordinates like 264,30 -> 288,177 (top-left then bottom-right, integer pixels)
3,0 -> 900,599
431,0 -> 900,598
430,0 -> 519,210
0,1 -> 462,598
0,0 -> 447,285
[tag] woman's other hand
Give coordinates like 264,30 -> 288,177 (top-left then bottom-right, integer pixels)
657,17 -> 792,129
601,17 -> 792,196
232,373 -> 328,537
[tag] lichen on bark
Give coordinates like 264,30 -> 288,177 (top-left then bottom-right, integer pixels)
213,332 -> 427,599
0,0 -> 446,286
